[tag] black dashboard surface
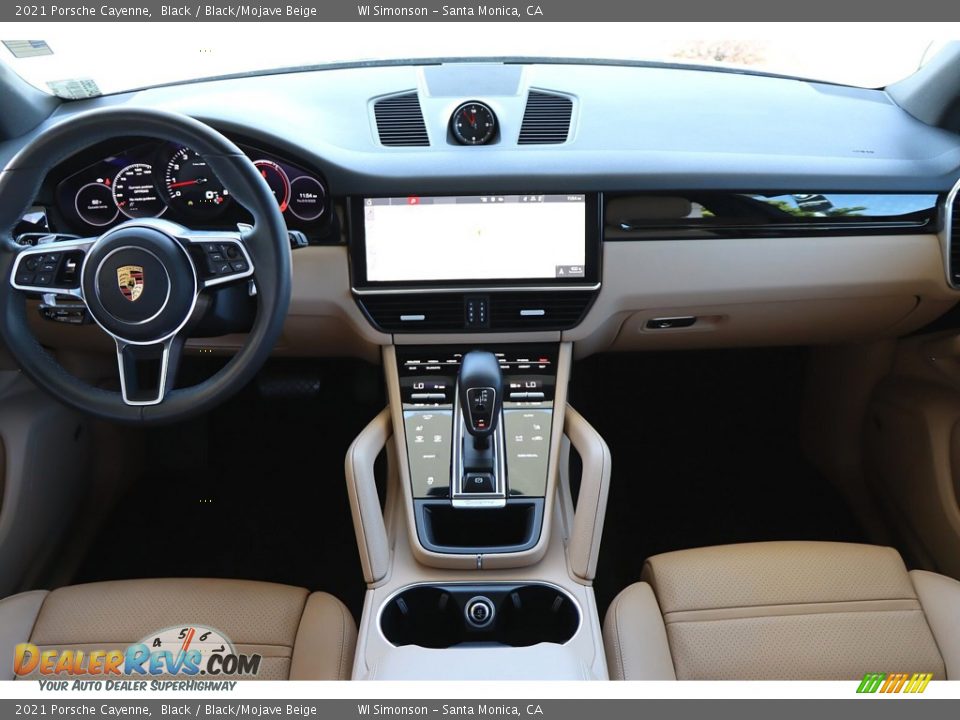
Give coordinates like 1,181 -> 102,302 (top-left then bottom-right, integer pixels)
3,61 -> 960,198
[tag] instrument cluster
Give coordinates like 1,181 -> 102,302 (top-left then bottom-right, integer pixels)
54,140 -> 330,234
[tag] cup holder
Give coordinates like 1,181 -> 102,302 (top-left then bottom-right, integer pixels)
379,583 -> 580,649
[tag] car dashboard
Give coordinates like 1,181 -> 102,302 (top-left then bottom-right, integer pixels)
2,59 -> 959,358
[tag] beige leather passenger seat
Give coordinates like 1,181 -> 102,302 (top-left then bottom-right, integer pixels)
0,578 -> 356,680
603,541 -> 960,680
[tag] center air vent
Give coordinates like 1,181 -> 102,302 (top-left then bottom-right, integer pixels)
489,291 -> 595,329
949,187 -> 960,288
358,294 -> 465,332
357,291 -> 596,333
518,91 -> 573,145
374,92 -> 430,147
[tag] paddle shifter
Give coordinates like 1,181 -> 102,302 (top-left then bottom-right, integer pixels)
457,351 -> 504,495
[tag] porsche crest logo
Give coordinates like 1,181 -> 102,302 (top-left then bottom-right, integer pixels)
117,265 -> 144,302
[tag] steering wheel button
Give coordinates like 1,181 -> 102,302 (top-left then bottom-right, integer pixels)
41,253 -> 61,263
208,252 -> 225,262
224,245 -> 240,259
24,257 -> 40,272
35,273 -> 53,285
15,272 -> 36,286
40,262 -> 58,273
230,260 -> 248,273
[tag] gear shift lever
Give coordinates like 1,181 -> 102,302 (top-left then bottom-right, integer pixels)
457,350 -> 503,450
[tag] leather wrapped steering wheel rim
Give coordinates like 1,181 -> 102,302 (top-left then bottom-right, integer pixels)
0,108 -> 291,424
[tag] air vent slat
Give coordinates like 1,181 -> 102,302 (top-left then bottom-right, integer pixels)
374,92 -> 429,147
518,91 -> 573,145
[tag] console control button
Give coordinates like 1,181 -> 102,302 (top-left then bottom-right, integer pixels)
404,409 -> 454,498
465,596 -> 495,629
462,473 -> 494,494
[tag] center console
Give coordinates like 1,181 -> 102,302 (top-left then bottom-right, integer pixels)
345,340 -> 613,679
342,190 -> 612,680
399,344 -> 557,556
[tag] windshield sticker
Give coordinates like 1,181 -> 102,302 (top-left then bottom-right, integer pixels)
2,39 -> 53,58
46,77 -> 101,99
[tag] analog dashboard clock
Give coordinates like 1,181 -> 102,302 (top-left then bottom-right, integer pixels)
450,101 -> 497,145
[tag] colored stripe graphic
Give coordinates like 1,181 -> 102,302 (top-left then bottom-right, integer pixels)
908,673 -> 933,693
857,673 -> 886,693
857,672 -> 932,693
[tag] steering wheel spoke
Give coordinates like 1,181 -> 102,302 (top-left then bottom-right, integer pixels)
178,230 -> 255,290
115,336 -> 184,406
10,237 -> 95,298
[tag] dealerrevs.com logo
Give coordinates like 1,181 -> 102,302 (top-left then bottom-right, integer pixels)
14,625 -> 261,679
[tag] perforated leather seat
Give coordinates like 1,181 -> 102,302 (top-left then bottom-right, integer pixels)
603,541 -> 960,680
0,578 -> 356,680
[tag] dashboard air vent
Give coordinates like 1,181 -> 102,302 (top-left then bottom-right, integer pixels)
357,291 -> 596,333
951,190 -> 960,288
359,294 -> 465,332
489,291 -> 595,329
374,93 -> 430,147
518,91 -> 573,145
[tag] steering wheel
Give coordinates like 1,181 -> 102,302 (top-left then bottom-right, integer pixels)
0,108 -> 291,424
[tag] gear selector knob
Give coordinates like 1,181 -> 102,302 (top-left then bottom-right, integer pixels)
457,350 -> 503,441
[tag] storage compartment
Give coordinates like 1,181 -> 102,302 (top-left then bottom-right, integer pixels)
414,498 -> 544,554
380,583 -> 580,649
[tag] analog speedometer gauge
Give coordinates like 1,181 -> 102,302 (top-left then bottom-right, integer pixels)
113,163 -> 166,219
164,147 -> 229,217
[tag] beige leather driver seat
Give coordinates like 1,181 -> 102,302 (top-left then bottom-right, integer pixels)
0,578 -> 356,680
603,541 -> 960,680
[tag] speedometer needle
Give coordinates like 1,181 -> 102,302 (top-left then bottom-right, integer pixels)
168,179 -> 205,189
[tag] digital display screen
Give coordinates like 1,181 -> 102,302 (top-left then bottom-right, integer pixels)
362,194 -> 588,283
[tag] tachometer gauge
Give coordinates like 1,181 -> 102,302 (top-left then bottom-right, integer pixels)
252,160 -> 290,212
74,181 -> 119,227
113,163 -> 166,219
164,147 -> 229,217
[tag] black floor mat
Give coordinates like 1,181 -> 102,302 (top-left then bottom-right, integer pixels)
568,348 -> 867,619
73,358 -> 385,623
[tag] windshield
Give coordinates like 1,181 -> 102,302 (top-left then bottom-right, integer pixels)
0,22 -> 952,98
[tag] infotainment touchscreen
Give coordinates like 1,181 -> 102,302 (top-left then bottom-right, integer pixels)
356,194 -> 595,286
